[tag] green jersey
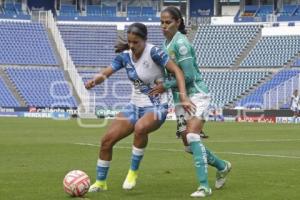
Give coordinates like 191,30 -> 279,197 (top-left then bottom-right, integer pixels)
162,32 -> 209,103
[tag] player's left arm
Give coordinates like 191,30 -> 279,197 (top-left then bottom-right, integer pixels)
149,46 -> 195,113
162,42 -> 196,90
162,58 -> 196,90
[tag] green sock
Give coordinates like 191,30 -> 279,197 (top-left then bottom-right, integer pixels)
188,133 -> 209,189
205,148 -> 226,171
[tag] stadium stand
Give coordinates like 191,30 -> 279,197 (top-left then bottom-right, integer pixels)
101,6 -> 116,17
0,21 -> 59,66
59,4 -> 80,16
240,35 -> 300,67
58,24 -> 117,67
5,67 -> 77,108
202,70 -> 271,107
86,5 -> 102,16
278,5 -> 298,16
193,25 -> 261,67
127,6 -> 141,17
256,5 -> 273,17
0,2 -> 30,19
141,6 -> 156,17
296,6 -> 300,16
78,68 -> 131,109
0,76 -> 20,107
238,69 -> 300,108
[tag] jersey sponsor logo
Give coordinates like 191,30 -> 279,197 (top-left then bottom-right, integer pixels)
133,79 -> 143,89
179,45 -> 188,56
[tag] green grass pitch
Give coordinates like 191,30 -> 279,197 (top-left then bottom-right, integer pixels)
0,117 -> 300,200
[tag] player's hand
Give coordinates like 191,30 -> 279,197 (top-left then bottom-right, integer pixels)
85,79 -> 96,90
181,96 -> 196,116
149,83 -> 166,96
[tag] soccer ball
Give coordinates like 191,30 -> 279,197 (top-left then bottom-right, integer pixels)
63,170 -> 90,197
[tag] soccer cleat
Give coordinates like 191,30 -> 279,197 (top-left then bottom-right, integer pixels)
122,169 -> 138,190
215,161 -> 232,189
88,181 -> 107,192
190,186 -> 212,198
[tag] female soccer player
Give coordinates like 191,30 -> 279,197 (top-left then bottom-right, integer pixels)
86,22 -> 193,192
150,7 -> 232,198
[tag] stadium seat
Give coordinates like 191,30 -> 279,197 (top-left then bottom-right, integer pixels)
5,67 -> 77,108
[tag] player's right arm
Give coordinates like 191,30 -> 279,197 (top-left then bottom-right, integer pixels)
85,67 -> 114,89
85,54 -> 124,89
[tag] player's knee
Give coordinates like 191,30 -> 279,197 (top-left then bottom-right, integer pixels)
186,133 -> 201,144
134,123 -> 147,136
100,134 -> 115,151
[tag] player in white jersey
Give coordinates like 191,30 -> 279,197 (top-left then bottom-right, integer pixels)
291,89 -> 299,118
86,23 -> 193,192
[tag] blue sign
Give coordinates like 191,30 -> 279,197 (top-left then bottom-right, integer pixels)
190,0 -> 214,17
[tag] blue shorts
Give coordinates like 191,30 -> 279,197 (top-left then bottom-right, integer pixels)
120,103 -> 168,125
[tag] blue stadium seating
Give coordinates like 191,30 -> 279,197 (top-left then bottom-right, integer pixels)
5,67 -> 77,108
193,25 -> 260,67
0,21 -> 59,66
295,6 -> 300,16
3,3 -> 16,15
141,7 -> 156,17
78,68 -> 131,109
278,5 -> 298,16
256,5 -> 273,17
202,70 -> 270,107
241,35 -> 300,67
86,5 -> 102,16
58,24 -> 117,67
238,69 -> 300,108
102,6 -> 116,17
60,4 -> 80,16
0,2 -> 30,19
127,6 -> 141,17
0,76 -> 19,107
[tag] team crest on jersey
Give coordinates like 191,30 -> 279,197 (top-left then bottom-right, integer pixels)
179,45 -> 188,56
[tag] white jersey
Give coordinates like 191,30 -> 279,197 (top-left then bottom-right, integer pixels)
111,43 -> 169,107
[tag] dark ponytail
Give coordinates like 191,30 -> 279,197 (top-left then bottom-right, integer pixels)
114,22 -> 148,53
115,37 -> 129,53
162,6 -> 187,35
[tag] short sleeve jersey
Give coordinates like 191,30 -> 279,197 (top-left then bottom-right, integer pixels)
111,43 -> 169,107
163,32 -> 209,103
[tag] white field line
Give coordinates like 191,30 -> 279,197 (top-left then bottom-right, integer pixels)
73,142 -> 300,159
119,138 -> 300,144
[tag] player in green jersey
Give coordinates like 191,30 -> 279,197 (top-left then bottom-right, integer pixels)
150,6 -> 231,198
